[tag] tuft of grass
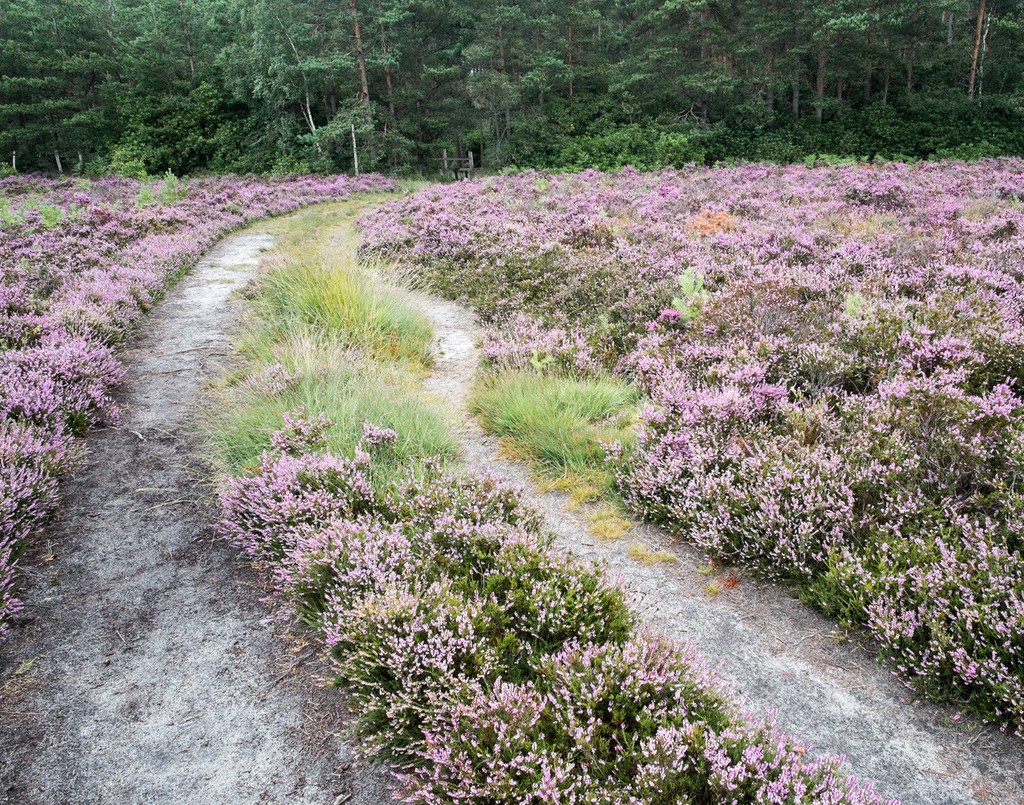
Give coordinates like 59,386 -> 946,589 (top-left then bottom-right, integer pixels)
588,504 -> 631,542
469,370 -> 637,493
535,474 -> 606,506
209,362 -> 457,483
628,542 -> 677,565
204,198 -> 458,490
251,252 -> 433,364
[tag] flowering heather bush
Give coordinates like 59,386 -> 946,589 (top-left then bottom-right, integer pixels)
219,411 -> 894,804
0,421 -> 85,639
360,160 -> 1024,734
0,172 -> 394,638
407,635 -> 887,805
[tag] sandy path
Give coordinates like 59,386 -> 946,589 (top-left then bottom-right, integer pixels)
3,207 -> 1019,805
0,232 -> 384,805
415,292 -> 1024,805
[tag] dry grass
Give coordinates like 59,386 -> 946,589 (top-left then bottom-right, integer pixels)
587,504 -> 631,542
627,542 -> 676,565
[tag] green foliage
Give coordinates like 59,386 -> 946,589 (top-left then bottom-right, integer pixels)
469,371 -> 636,487
671,268 -> 706,321
2,0 -> 1024,173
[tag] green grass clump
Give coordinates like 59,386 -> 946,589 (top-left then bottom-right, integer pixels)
205,199 -> 457,490
210,361 -> 457,484
251,252 -> 433,364
469,370 -> 637,491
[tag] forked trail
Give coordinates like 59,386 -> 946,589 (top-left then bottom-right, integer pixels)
415,291 -> 1024,805
1,207 -> 1021,805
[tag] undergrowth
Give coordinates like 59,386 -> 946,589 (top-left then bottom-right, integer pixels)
204,198 -> 457,489
469,370 -> 637,498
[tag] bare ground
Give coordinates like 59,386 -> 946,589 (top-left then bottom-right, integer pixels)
0,232 -> 392,805
414,291 -> 1024,805
2,211 -> 1021,805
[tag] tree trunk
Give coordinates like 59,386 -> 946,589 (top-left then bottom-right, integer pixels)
969,0 -> 986,98
495,0 -> 506,76
377,0 -> 397,120
906,2 -> 919,91
699,4 -> 711,123
348,0 -> 376,159
864,17 -> 874,102
273,10 -> 320,147
764,51 -> 775,109
978,10 -> 992,98
178,0 -> 195,75
792,78 -> 800,117
566,0 -> 573,97
350,0 -> 371,106
815,50 -> 825,120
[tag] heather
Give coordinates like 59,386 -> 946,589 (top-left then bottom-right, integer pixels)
358,160 -> 1024,736
218,411 -> 895,805
0,172 -> 395,639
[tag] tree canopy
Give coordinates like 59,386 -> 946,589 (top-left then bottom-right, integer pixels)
1,0 -> 1022,174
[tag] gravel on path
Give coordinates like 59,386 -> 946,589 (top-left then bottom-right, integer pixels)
415,290 -> 1024,805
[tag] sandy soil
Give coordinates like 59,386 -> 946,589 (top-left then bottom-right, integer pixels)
0,232 -> 392,805
414,290 -> 1024,805
2,210 -> 1021,805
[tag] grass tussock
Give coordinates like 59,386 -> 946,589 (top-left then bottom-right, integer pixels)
588,504 -> 631,542
251,252 -> 433,364
469,370 -> 637,493
628,542 -> 677,565
205,199 -> 457,489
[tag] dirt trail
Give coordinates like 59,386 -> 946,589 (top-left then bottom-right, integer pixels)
0,232 -> 390,805
3,205 -> 1020,805
416,293 -> 1024,805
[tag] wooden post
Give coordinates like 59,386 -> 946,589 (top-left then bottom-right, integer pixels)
351,123 -> 359,176
443,148 -> 448,178
467,150 -> 474,178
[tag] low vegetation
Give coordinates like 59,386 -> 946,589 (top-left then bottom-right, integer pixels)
218,411 -> 895,805
360,160 -> 1024,738
205,199 -> 457,489
0,173 -> 394,640
211,201 -> 898,802
469,370 -> 636,494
